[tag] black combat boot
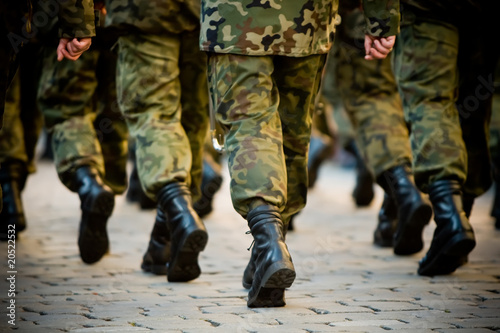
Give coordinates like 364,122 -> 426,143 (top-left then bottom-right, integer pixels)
373,193 -> 398,247
345,140 -> 374,207
193,158 -> 223,218
490,180 -> 500,230
141,207 -> 171,275
243,210 -> 292,290
308,135 -> 333,189
76,166 -> 115,264
0,162 -> 28,241
377,164 -> 432,255
245,205 -> 295,308
157,181 -> 208,282
418,180 -> 476,276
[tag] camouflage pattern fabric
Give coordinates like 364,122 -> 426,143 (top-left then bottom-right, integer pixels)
200,0 -> 340,56
104,0 -> 200,35
58,0 -> 96,38
207,53 -> 326,223
37,46 -> 128,194
200,0 -> 399,56
331,6 -> 412,178
0,45 -> 44,175
116,30 -> 209,201
392,18 -> 467,193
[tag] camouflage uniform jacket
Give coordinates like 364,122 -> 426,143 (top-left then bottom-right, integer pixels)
199,0 -> 399,57
104,0 -> 200,35
58,0 -> 96,38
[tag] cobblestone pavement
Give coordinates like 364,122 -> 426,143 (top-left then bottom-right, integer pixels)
1,159 -> 499,332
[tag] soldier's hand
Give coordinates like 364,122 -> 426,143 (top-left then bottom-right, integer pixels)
57,38 -> 92,61
364,35 -> 396,60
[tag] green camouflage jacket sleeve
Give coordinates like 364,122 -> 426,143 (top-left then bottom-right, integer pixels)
58,0 -> 96,38
199,0 -> 340,57
104,0 -> 200,35
362,0 -> 400,37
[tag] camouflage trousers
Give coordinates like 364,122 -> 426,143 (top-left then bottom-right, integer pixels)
393,19 -> 467,193
38,47 -> 129,194
207,53 -> 327,223
116,31 -> 209,201
0,42 -> 44,177
333,38 -> 411,178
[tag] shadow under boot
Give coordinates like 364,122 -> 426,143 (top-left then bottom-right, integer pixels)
373,193 -> 398,247
345,140 -> 374,207
141,207 -> 171,275
0,162 -> 28,241
377,164 -> 432,255
193,158 -> 223,218
245,205 -> 295,308
76,166 -> 115,264
157,182 -> 208,282
418,180 -> 476,276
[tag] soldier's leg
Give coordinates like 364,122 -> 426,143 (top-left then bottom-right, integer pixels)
274,55 -> 327,225
208,54 -> 295,307
177,30 -> 218,218
117,33 -> 207,282
393,18 -> 473,276
0,72 -> 27,240
456,8 -> 500,218
94,48 -> 129,195
335,28 -> 432,252
38,47 -> 114,264
178,30 -> 210,202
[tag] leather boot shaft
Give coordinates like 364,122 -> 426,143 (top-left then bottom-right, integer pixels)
246,205 -> 295,308
157,181 -> 208,282
418,179 -> 476,276
141,207 -> 171,275
376,164 -> 432,255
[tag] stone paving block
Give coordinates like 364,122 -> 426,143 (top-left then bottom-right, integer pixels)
449,317 -> 500,329
71,327 -> 152,333
437,329 -> 499,333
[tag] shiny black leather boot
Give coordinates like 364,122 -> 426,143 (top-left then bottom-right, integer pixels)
245,205 -> 295,308
377,164 -> 432,255
0,162 -> 27,241
157,182 -> 208,282
373,193 -> 398,247
418,180 -> 476,276
141,207 -> 170,275
193,158 -> 223,218
76,166 -> 115,264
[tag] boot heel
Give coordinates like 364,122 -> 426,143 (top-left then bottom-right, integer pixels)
394,203 -> 432,255
444,233 -> 476,257
167,229 -> 208,282
248,262 -> 296,308
248,288 -> 286,308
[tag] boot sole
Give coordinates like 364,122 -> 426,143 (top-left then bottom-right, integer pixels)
418,232 -> 476,276
247,261 -> 296,308
78,191 -> 115,264
394,203 -> 432,255
167,229 -> 208,282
